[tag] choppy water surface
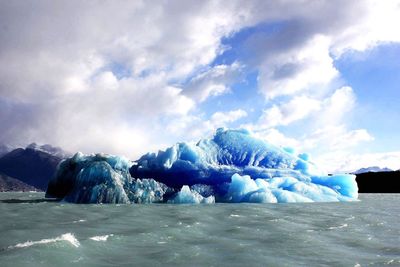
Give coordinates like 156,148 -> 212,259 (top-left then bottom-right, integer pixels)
0,193 -> 399,267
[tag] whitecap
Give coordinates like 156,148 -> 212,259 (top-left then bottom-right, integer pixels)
89,234 -> 113,242
9,233 -> 80,249
328,223 -> 348,230
345,216 -> 355,221
72,219 -> 86,223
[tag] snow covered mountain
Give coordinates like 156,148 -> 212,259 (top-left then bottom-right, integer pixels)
26,143 -> 70,159
352,166 -> 393,174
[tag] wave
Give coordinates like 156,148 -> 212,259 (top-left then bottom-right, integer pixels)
9,233 -> 80,249
89,234 -> 113,241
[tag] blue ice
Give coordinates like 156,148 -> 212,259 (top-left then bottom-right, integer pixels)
168,186 -> 215,204
46,128 -> 358,203
46,152 -> 169,204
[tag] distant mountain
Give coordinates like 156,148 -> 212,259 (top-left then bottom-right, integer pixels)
356,170 -> 400,193
0,144 -> 12,157
0,144 -> 68,191
352,166 -> 393,174
26,143 -> 69,158
0,172 -> 38,192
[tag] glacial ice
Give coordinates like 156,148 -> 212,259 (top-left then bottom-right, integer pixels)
130,128 -> 317,187
46,153 -> 171,204
168,186 -> 215,204
46,128 -> 358,203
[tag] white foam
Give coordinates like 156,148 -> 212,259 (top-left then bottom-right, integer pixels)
89,234 -> 113,241
72,219 -> 86,223
328,223 -> 348,230
10,233 -> 80,249
345,216 -> 355,221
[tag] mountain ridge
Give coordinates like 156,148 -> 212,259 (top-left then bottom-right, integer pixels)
352,166 -> 393,175
0,144 -> 69,191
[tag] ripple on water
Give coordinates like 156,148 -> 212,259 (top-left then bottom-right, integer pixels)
0,193 -> 399,267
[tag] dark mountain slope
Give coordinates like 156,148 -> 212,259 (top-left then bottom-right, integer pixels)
0,147 -> 63,190
0,172 -> 38,192
356,171 -> 400,193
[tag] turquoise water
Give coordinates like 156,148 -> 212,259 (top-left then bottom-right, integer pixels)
0,193 -> 399,266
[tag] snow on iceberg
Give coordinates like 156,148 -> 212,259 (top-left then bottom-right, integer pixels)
46,128 -> 358,203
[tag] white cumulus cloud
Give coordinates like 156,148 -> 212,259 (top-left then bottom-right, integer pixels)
0,0 -> 398,163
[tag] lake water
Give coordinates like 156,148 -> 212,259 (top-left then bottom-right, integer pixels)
0,193 -> 399,266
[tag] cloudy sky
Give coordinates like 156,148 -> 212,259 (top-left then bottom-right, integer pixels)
1,0 -> 400,172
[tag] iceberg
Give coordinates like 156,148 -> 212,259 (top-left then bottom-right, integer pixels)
130,128 -> 315,187
168,186 -> 215,204
45,153 -> 172,204
46,128 -> 358,203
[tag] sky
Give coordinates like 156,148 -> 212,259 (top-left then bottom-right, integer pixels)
0,0 -> 400,173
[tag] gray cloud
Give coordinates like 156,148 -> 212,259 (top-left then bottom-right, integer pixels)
0,0 -> 257,157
